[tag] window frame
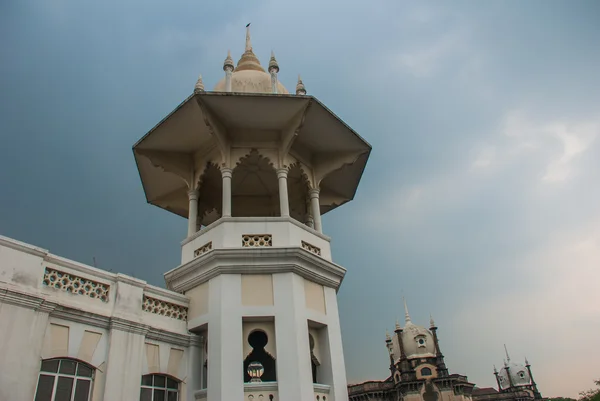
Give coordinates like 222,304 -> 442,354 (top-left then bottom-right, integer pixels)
34,358 -> 95,401
140,373 -> 180,401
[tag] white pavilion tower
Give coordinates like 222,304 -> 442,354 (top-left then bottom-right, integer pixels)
133,27 -> 371,401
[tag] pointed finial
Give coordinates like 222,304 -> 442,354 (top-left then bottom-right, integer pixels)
268,50 -> 279,73
504,344 -> 511,362
429,313 -> 436,328
503,359 -> 509,367
385,330 -> 391,341
223,50 -> 234,71
194,74 -> 205,93
296,74 -> 306,95
525,356 -> 529,366
395,319 -> 401,331
493,365 -> 498,374
245,23 -> 252,52
403,297 -> 412,324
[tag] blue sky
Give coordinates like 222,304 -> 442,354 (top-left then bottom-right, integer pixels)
1,1 -> 599,397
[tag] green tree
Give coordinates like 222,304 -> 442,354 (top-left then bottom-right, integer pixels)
579,379 -> 600,401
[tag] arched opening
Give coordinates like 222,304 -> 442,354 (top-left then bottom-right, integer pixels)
309,334 -> 320,383
232,150 -> 279,218
287,164 -> 310,224
140,373 -> 180,401
243,330 -> 276,382
34,358 -> 95,401
421,367 -> 432,376
197,162 -> 223,227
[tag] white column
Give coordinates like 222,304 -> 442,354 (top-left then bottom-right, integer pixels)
187,335 -> 203,401
277,168 -> 290,217
225,67 -> 233,92
309,188 -> 322,232
270,71 -> 278,94
187,189 -> 199,237
221,168 -> 232,218
273,273 -> 314,401
323,286 -> 350,401
103,326 -> 146,400
207,274 -> 243,401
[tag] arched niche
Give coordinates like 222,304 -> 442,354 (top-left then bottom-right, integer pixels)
287,163 -> 311,224
232,150 -> 279,218
243,330 -> 276,382
197,162 -> 223,227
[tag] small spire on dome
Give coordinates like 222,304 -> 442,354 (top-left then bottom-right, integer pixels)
504,344 -> 511,362
194,74 -> 205,93
525,356 -> 529,366
385,330 -> 391,341
503,359 -> 509,368
403,297 -> 412,324
493,365 -> 498,374
223,50 -> 234,71
429,313 -> 435,328
245,23 -> 252,52
395,319 -> 401,331
296,75 -> 307,95
268,50 -> 279,73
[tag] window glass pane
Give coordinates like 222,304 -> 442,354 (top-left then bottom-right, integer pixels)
154,375 -> 166,388
59,360 -> 77,375
154,389 -> 166,401
140,388 -> 152,401
167,378 -> 178,389
167,390 -> 178,401
141,375 -> 153,386
77,364 -> 93,378
34,375 -> 55,401
55,377 -> 74,401
74,379 -> 91,401
41,360 -> 60,373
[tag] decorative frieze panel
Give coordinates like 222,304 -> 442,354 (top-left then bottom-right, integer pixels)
242,234 -> 273,247
43,267 -> 110,302
302,241 -> 321,256
194,241 -> 213,257
142,295 -> 188,321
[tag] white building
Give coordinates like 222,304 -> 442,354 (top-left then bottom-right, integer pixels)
0,26 -> 371,401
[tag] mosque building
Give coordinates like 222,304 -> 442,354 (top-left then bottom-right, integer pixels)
0,26 -> 371,401
0,27 -> 545,401
348,306 -> 544,401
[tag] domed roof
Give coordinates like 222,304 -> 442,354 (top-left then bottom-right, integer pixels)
391,321 -> 436,361
498,362 -> 532,390
213,26 -> 289,94
214,69 -> 289,94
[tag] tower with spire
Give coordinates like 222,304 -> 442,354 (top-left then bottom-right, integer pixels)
491,346 -> 543,400
349,299 -> 475,401
133,26 -> 371,401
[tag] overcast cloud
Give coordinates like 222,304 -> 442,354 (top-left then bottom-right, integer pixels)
1,1 -> 599,397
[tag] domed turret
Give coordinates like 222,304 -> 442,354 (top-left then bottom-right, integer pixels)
213,25 -> 289,94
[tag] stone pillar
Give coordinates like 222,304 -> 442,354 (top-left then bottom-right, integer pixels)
187,334 -> 204,401
225,68 -> 233,92
309,188 -> 322,233
277,168 -> 290,217
187,189 -> 199,237
207,274 -> 243,401
103,321 -> 146,401
273,273 -> 314,401
221,168 -> 233,218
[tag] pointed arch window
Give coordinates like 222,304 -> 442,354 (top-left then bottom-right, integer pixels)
34,358 -> 94,401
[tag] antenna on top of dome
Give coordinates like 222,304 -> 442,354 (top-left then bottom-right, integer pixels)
504,344 -> 511,362
403,296 -> 412,324
245,23 -> 252,51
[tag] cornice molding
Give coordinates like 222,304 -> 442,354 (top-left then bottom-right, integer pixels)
0,235 -> 49,257
164,247 -> 346,293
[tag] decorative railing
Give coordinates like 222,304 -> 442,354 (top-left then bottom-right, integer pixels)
42,267 -> 110,302
301,241 -> 321,256
244,382 -> 278,400
194,241 -> 213,257
142,295 -> 188,321
242,234 -> 273,247
314,384 -> 330,400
